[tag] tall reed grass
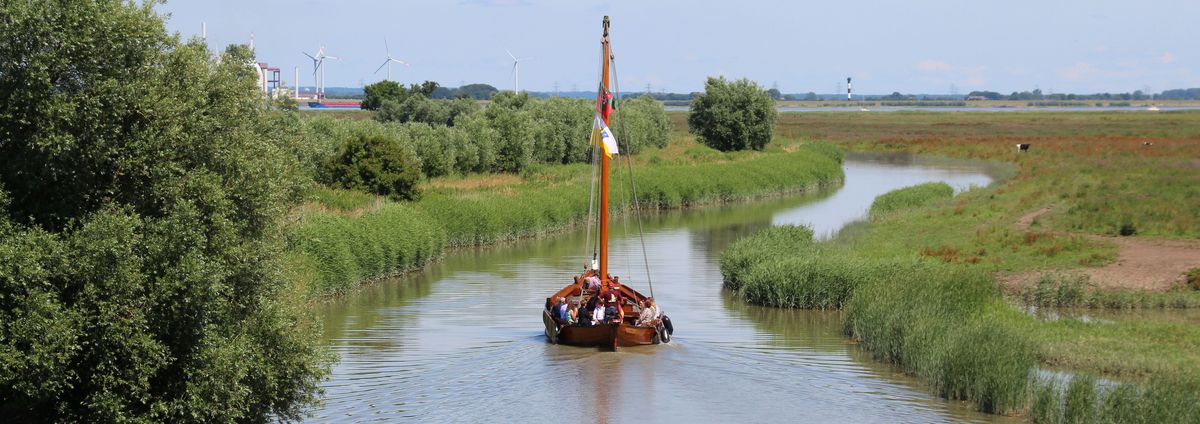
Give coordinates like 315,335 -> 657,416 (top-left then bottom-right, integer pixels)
868,181 -> 953,218
1032,374 -> 1200,423
292,143 -> 844,296
423,143 -> 844,246
288,203 -> 446,296
1020,273 -> 1200,309
722,187 -> 1037,413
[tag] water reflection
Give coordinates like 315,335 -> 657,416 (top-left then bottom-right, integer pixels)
310,154 -> 1016,423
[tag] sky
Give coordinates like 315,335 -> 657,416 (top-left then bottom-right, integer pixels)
159,0 -> 1199,94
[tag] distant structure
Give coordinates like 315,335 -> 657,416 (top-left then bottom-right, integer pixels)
847,77 -> 853,101
252,62 -> 282,98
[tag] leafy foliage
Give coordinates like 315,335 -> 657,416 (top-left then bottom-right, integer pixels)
361,80 -> 406,110
376,95 -> 479,127
323,135 -> 423,201
0,1 -> 327,420
688,77 -> 777,151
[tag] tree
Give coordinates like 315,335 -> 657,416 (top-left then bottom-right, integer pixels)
362,80 -> 407,110
413,80 -> 440,97
0,1 -> 327,421
457,83 -> 499,100
766,88 -> 782,100
609,95 -> 671,155
687,77 -> 777,151
323,135 -> 423,200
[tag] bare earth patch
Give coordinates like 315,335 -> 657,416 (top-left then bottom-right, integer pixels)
1002,206 -> 1200,291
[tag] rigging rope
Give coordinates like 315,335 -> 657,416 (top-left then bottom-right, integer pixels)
608,40 -> 655,299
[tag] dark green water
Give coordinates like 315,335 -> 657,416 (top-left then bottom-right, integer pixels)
309,154 -> 1020,423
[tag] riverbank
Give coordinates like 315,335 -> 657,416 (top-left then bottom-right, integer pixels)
287,135 -> 844,297
719,111 -> 1200,420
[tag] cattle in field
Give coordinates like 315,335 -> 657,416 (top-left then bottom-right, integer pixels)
1142,142 -> 1154,146
1016,143 -> 1031,152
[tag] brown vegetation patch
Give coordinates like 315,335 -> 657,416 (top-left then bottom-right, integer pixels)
427,174 -> 522,190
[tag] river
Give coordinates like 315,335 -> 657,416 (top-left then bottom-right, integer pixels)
309,153 -> 1018,423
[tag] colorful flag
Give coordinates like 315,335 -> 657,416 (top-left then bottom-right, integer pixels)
596,88 -> 614,121
592,113 -> 619,157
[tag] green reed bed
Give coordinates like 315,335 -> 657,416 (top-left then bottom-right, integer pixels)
845,262 -> 1035,414
291,142 -> 844,296
1019,273 -> 1200,309
721,224 -> 1035,413
420,143 -> 844,246
867,181 -> 953,218
288,203 -> 447,296
1032,374 -> 1200,424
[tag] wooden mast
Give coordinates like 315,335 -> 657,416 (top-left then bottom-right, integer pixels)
599,16 -> 611,284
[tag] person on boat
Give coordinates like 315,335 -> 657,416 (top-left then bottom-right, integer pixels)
637,298 -> 657,326
555,297 -> 570,322
604,299 -> 623,324
583,274 -> 601,292
592,298 -> 607,325
567,302 -> 580,324
578,298 -> 593,326
600,280 -> 622,306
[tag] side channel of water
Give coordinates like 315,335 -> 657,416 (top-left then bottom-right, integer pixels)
310,153 -> 1019,423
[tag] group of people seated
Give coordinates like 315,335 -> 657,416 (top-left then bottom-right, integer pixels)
548,274 -> 661,328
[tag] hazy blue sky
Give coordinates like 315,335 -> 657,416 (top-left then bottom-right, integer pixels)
160,0 -> 1197,94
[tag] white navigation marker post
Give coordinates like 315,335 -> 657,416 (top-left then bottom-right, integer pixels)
847,77 -> 852,101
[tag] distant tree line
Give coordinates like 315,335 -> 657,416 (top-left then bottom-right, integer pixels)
965,89 -> 1200,101
312,88 -> 671,199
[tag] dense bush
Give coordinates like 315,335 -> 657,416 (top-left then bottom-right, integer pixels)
306,92 -> 671,178
323,135 -> 423,201
610,95 -> 672,154
375,95 -> 479,127
361,80 -> 406,110
688,77 -> 777,151
0,1 -> 326,420
868,182 -> 954,218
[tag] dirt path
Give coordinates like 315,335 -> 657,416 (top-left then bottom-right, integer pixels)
1005,206 -> 1200,291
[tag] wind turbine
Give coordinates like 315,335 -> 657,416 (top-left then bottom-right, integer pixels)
374,39 -> 410,82
506,49 -> 532,93
304,45 -> 338,98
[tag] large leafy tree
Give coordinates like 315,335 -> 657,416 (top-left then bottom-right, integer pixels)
0,1 -> 327,421
361,80 -> 407,110
688,77 -> 777,151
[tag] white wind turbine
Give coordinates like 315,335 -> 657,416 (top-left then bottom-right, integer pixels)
304,45 -> 338,98
374,39 -> 410,82
506,49 -> 532,92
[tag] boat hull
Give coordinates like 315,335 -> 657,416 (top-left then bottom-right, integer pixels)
551,321 -> 658,349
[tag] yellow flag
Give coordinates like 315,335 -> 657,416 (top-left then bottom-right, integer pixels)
591,114 -> 619,157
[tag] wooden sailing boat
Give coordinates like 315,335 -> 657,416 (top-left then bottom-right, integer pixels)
542,16 -> 670,351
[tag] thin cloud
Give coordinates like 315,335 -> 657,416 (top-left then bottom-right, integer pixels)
1057,62 -> 1140,82
917,60 -> 988,87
